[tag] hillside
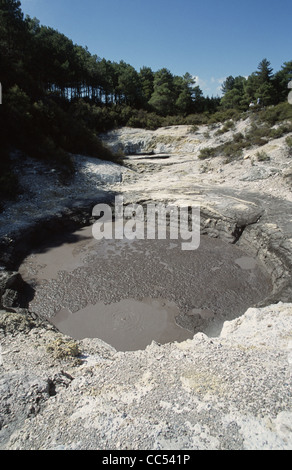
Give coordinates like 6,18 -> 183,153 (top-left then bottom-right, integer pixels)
1,2 -> 291,209
104,110 -> 292,205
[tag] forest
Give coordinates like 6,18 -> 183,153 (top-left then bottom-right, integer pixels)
1,0 -> 292,200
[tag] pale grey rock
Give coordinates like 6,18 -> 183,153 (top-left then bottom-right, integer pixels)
240,167 -> 278,181
0,123 -> 292,450
0,303 -> 291,450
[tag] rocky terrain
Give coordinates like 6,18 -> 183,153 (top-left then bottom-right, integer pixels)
0,116 -> 292,450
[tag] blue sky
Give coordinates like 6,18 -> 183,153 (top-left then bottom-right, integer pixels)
20,0 -> 291,97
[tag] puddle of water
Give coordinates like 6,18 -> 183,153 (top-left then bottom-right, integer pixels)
235,257 -> 257,270
53,298 -> 192,352
18,226 -> 97,281
19,223 -> 272,351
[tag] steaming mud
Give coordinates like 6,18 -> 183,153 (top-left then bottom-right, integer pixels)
19,224 -> 272,351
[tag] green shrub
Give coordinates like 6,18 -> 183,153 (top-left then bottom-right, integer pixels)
257,102 -> 292,126
189,125 -> 199,133
245,123 -> 271,147
233,132 -> 244,142
207,108 -> 241,124
198,147 -> 218,160
270,122 -> 292,139
214,128 -> 224,136
215,120 -> 235,135
256,150 -> 270,162
244,119 -> 292,149
286,136 -> 292,156
184,113 -> 209,126
220,141 -> 244,159
46,337 -> 81,360
126,109 -> 163,129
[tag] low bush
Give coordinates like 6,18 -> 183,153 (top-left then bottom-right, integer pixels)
256,150 -> 270,162
207,108 -> 241,124
245,123 -> 271,147
286,136 -> 292,156
257,102 -> 292,126
220,141 -> 244,159
46,338 -> 81,360
233,132 -> 245,142
189,125 -> 199,133
126,109 -> 163,129
198,147 -> 218,160
184,113 -> 209,126
215,120 -> 235,135
270,122 -> 292,139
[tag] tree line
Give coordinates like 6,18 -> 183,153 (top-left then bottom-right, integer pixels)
221,58 -> 292,109
0,1 -> 218,116
0,0 -> 291,192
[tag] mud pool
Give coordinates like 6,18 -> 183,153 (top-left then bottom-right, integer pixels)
19,224 -> 272,351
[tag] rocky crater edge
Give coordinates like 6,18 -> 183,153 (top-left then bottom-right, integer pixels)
0,123 -> 292,450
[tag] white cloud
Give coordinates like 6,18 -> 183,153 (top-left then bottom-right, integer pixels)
193,75 -> 225,97
213,77 -> 226,96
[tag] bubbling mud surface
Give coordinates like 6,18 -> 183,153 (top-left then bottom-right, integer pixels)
19,224 -> 272,351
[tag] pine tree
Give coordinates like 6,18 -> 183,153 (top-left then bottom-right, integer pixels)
139,67 -> 154,107
221,76 -> 235,95
273,61 -> 292,103
175,73 -> 196,115
148,68 -> 175,115
256,58 -> 273,84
